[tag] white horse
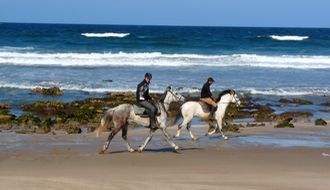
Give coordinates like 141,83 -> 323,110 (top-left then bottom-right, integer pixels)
174,89 -> 240,141
97,86 -> 185,153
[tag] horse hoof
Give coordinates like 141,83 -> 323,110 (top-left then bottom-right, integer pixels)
224,136 -> 229,140
98,150 -> 105,154
128,149 -> 135,153
206,130 -> 216,136
192,137 -> 199,141
137,149 -> 143,153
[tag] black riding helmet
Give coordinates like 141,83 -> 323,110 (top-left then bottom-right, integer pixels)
145,72 -> 152,79
207,77 -> 214,82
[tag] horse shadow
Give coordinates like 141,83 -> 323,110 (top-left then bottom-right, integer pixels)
106,147 -> 202,154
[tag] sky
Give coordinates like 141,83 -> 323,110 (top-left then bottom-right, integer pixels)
1,0 -> 329,28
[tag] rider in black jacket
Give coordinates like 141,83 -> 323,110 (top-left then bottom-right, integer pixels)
136,73 -> 158,129
200,77 -> 217,120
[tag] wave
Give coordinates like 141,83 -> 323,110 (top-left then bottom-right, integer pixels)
269,35 -> 309,41
1,51 -> 330,69
241,87 -> 330,96
81,32 -> 130,38
0,46 -> 34,51
1,83 -> 329,96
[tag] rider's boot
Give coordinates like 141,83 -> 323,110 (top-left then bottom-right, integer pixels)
149,116 -> 159,129
209,106 -> 218,121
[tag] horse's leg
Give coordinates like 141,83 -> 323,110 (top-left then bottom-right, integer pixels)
138,129 -> 155,152
122,124 -> 135,153
161,128 -> 179,151
186,121 -> 198,141
99,124 -> 122,154
174,115 -> 193,138
216,118 -> 228,140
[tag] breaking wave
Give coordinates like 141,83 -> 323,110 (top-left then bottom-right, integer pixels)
81,32 -> 130,38
1,51 -> 330,69
269,35 -> 309,41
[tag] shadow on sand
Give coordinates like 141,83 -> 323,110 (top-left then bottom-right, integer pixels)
105,147 -> 202,154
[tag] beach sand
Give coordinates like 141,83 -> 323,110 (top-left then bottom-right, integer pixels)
0,123 -> 330,190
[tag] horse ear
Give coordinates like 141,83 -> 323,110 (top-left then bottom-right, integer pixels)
167,86 -> 172,91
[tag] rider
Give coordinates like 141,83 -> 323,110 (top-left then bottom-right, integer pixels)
136,73 -> 158,129
200,77 -> 217,120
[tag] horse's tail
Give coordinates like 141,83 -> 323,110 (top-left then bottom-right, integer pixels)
96,108 -> 114,137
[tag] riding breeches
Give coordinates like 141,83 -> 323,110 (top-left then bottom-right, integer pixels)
200,97 -> 217,107
138,100 -> 156,119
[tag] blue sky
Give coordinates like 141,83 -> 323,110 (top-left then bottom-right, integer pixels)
1,0 -> 329,28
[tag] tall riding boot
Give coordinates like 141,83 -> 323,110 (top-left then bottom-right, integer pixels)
209,106 -> 218,121
149,116 -> 159,129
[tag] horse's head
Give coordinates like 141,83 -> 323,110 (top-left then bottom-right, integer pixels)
217,89 -> 240,107
231,90 -> 241,107
161,86 -> 185,105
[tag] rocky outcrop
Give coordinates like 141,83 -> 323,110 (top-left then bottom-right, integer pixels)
274,118 -> 295,128
315,118 -> 327,126
279,98 -> 313,105
0,103 -> 10,110
275,111 -> 313,122
32,86 -> 63,96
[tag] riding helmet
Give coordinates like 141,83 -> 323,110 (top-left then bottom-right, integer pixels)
145,72 -> 153,79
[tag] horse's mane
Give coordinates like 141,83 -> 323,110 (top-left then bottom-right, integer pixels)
159,89 -> 168,103
216,89 -> 235,102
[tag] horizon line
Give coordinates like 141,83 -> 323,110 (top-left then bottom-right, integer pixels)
1,21 -> 330,30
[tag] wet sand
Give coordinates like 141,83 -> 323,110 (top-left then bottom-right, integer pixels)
1,123 -> 330,190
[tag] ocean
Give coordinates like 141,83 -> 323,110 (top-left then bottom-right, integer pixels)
0,23 -> 330,107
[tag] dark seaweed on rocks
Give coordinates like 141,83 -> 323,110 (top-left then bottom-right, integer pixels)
315,118 -> 327,126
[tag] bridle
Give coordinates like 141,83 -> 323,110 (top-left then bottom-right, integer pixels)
162,89 -> 184,108
217,92 -> 240,107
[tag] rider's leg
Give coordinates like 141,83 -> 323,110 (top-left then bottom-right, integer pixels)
201,98 -> 218,120
138,101 -> 158,129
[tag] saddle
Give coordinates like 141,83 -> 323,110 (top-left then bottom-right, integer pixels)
198,101 -> 212,113
133,104 -> 161,118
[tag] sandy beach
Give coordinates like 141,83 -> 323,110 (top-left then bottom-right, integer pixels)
1,123 -> 329,190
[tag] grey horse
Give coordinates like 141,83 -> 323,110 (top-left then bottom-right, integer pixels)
97,86 -> 185,153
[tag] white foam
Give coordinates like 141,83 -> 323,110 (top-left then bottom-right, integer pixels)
81,33 -> 130,38
1,51 -> 330,69
241,87 -> 330,96
270,35 -> 309,41
1,82 -> 329,96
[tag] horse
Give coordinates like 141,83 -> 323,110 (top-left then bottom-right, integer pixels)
174,89 -> 240,141
97,86 -> 185,154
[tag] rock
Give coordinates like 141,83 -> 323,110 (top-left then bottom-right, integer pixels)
0,111 -> 16,124
103,79 -> 113,83
279,98 -> 292,103
222,122 -> 241,132
65,125 -> 82,134
320,110 -> 330,113
16,113 -> 42,126
315,118 -> 327,126
110,91 -> 133,97
275,111 -> 313,122
275,118 -> 295,128
208,121 -> 240,133
0,103 -> 10,110
321,102 -> 330,107
35,125 -> 51,134
32,86 -> 63,96
279,98 -> 313,105
246,122 -> 266,127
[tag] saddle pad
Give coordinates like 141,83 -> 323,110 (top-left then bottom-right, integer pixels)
133,105 -> 146,115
